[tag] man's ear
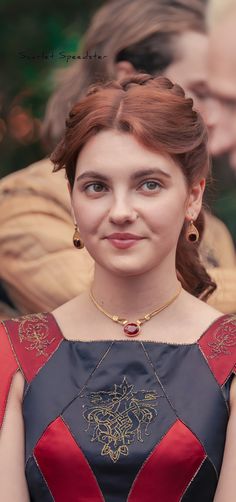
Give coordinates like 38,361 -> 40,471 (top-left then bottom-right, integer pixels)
115,61 -> 137,80
185,178 -> 206,220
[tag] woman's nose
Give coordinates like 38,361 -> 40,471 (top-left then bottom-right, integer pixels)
108,195 -> 138,225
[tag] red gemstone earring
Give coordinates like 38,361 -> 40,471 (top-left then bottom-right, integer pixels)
73,225 -> 84,249
185,220 -> 199,243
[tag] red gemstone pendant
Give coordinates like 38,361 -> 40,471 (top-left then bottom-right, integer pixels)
124,323 -> 140,337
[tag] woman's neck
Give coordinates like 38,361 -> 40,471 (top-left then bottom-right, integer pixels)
91,263 -> 181,319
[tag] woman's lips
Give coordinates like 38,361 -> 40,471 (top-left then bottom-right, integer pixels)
106,234 -> 144,249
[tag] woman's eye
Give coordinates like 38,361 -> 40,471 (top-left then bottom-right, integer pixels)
140,181 -> 162,192
83,180 -> 161,194
85,183 -> 106,193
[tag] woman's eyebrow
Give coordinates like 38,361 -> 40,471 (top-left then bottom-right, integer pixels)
131,168 -> 171,180
77,168 -> 171,182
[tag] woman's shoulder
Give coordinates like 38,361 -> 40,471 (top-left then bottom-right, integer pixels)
0,313 -> 64,429
196,309 -> 236,387
175,292 -> 236,387
1,312 -> 64,362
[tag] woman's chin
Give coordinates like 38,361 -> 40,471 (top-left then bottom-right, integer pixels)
99,258 -> 155,278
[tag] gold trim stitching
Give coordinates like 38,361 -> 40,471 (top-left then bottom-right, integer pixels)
11,313 -> 55,357
32,454 -> 55,501
207,316 -> 236,360
82,376 -> 159,463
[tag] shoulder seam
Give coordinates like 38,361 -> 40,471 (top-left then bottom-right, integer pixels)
198,315 -> 236,387
2,313 -> 63,383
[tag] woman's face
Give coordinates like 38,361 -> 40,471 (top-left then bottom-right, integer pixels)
71,130 -> 204,277
164,31 -> 210,119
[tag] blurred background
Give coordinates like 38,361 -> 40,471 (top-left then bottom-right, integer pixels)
0,0 -> 103,176
0,0 -> 235,242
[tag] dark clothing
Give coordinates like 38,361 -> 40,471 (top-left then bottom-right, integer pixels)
1,313 -> 236,501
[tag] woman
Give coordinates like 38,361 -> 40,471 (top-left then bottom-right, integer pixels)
0,74 -> 235,501
1,0 -> 235,318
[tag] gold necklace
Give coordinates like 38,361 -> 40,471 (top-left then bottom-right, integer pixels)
89,283 -> 182,337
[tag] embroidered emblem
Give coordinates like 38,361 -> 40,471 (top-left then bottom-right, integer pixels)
207,316 -> 236,359
12,313 -> 55,357
82,376 -> 159,463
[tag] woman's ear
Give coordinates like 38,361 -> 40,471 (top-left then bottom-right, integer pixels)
115,61 -> 137,80
185,178 -> 206,220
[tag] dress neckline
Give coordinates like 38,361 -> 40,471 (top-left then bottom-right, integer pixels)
49,312 -> 229,347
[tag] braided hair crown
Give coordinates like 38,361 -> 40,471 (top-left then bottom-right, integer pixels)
86,72 -> 186,99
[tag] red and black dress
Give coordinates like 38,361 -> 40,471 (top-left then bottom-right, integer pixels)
1,313 -> 236,502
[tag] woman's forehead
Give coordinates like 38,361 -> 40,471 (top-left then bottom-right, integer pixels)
75,130 -> 177,174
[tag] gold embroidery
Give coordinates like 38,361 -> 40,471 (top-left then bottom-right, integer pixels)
82,376 -> 158,463
11,313 -> 55,357
208,316 -> 236,359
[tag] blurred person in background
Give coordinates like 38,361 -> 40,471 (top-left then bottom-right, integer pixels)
204,0 -> 236,312
206,0 -> 236,172
0,0 -> 235,319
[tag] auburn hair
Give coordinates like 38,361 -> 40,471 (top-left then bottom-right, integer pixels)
51,73 -> 216,300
